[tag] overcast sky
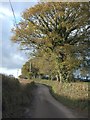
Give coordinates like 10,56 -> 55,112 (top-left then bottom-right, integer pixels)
0,1 -> 38,77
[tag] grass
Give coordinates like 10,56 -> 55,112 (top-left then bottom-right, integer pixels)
2,74 -> 35,118
35,79 -> 89,115
2,75 -> 89,118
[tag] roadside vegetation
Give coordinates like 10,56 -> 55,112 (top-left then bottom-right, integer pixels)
8,2 -> 89,118
2,73 -> 88,117
35,79 -> 89,116
2,74 -> 35,118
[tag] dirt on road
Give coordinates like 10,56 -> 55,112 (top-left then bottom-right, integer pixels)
24,83 -> 88,118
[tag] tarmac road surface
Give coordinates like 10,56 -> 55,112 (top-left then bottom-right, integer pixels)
24,83 -> 82,118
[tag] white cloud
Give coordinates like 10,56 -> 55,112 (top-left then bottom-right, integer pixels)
0,6 -> 12,18
0,2 -> 37,77
0,5 -> 20,23
0,67 -> 21,78
0,0 -> 38,2
0,13 -> 5,19
13,54 -> 25,62
2,47 -> 27,69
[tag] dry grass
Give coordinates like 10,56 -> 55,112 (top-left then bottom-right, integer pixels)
19,79 -> 33,84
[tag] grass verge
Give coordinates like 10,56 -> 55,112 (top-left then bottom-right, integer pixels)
35,79 -> 89,116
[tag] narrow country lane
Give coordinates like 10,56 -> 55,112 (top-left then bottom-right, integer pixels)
24,83 -> 83,118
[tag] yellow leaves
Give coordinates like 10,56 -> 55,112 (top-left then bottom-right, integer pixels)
44,38 -> 52,48
61,22 -> 66,28
22,3 -> 51,19
11,2 -> 89,78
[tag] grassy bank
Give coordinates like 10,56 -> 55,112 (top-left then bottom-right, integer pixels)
35,79 -> 89,114
2,74 -> 35,118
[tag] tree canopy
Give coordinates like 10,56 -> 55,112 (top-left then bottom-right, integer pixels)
11,2 -> 90,82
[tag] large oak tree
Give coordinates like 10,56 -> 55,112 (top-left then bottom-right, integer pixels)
11,2 -> 90,82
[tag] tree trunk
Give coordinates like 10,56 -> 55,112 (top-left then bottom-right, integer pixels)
56,75 -> 59,81
58,71 -> 62,83
50,75 -> 53,81
38,74 -> 41,79
33,75 -> 35,79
